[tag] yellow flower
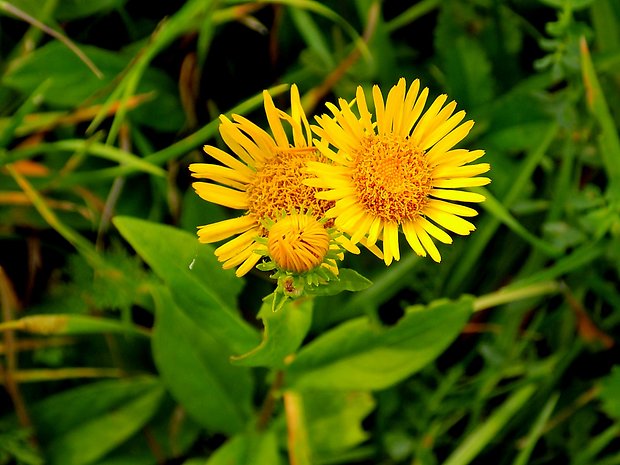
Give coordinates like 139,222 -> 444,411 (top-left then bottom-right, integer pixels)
267,213 -> 331,274
256,211 -> 346,307
189,85 -> 356,277
306,78 -> 490,265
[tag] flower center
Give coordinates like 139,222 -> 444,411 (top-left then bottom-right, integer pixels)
267,214 -> 330,273
246,148 -> 334,231
352,134 -> 433,223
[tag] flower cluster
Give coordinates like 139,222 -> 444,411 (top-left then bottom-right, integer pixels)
190,78 -> 489,292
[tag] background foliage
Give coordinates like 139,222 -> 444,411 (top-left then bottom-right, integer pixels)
1,0 -> 620,464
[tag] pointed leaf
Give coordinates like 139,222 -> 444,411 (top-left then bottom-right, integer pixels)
204,431 -> 281,465
599,365 -> 620,421
308,268 -> 373,297
286,297 -> 473,390
151,287 -> 253,435
27,377 -> 161,444
303,390 -> 375,460
580,37 -> 620,199
3,314 -> 149,337
113,216 -> 258,354
42,380 -> 166,465
231,296 -> 313,368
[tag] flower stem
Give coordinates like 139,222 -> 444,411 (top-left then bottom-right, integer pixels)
256,370 -> 285,431
473,281 -> 562,312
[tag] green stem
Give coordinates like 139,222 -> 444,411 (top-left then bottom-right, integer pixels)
473,281 -> 562,312
0,1 -> 102,78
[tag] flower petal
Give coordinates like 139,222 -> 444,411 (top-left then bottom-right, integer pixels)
203,145 -> 254,177
430,188 -> 486,203
425,207 -> 476,235
236,252 -> 262,277
193,182 -> 248,209
402,221 -> 427,258
413,221 -> 441,262
197,215 -> 257,243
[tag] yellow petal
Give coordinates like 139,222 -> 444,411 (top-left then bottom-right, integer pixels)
315,187 -> 357,201
338,99 -> 365,140
335,235 -> 361,254
197,215 -> 257,243
219,118 -> 264,166
421,109 -> 465,150
359,237 -> 384,260
403,86 -> 428,135
189,163 -> 252,188
418,217 -> 452,244
235,252 -> 263,277
355,85 -> 374,132
413,222 -> 441,262
403,79 -> 421,113
384,78 -> 406,135
366,216 -> 383,246
193,182 -> 248,209
431,188 -> 486,203
338,208 -> 367,233
290,84 -> 313,147
231,115 -> 277,159
315,115 -> 360,154
448,149 -> 486,166
433,163 -> 491,179
203,145 -> 254,177
425,208 -> 476,235
215,229 -> 260,261
426,199 -> 479,217
433,177 -> 491,188
263,90 -> 289,147
222,241 -> 256,269
425,120 -> 475,164
383,222 -> 400,264
327,196 -> 363,219
349,212 -> 375,244
373,84 -> 386,134
402,221 -> 427,258
411,94 -> 448,145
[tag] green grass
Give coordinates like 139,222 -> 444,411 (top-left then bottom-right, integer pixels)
1,1 -> 620,464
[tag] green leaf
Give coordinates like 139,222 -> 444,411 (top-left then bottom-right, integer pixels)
599,365 -> 620,420
442,384 -> 537,465
54,0 -> 127,21
151,287 -> 254,435
286,296 -> 473,390
303,390 -> 375,460
475,186 -> 562,258
435,2 -> 494,107
204,431 -> 281,465
441,36 -> 494,108
32,378 -> 166,465
308,268 -> 373,297
1,314 -> 149,337
25,377 -> 160,441
93,396 -> 202,465
591,0 -> 620,54
113,216 -> 258,355
2,41 -> 183,131
539,0 -> 595,9
0,427 -> 44,465
231,296 -> 313,368
580,37 -> 620,200
2,42 -> 117,106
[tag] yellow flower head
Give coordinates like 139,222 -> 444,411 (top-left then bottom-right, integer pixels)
189,85 -> 357,277
306,78 -> 490,265
267,213 -> 331,273
256,211 -> 346,307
